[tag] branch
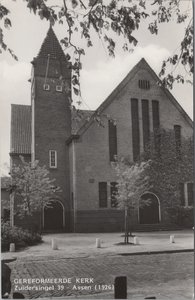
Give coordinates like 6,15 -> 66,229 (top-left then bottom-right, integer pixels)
84,0 -> 99,17
78,0 -> 87,9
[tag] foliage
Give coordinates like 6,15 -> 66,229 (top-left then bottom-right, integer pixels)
141,128 -> 193,208
113,159 -> 150,243
166,206 -> 193,227
9,156 -> 61,217
1,221 -> 42,252
114,159 -> 151,210
0,0 -> 192,100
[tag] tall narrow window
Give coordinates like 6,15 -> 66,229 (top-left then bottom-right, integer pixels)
110,182 -> 118,208
108,120 -> 117,161
187,182 -> 193,206
131,98 -> 140,161
152,100 -> 160,156
99,182 -> 107,208
174,125 -> 181,157
179,183 -> 185,206
49,150 -> 57,168
152,100 -> 160,130
142,99 -> 150,150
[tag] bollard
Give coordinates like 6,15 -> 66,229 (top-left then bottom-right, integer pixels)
52,238 -> 58,250
170,235 -> 175,243
96,238 -> 101,248
133,236 -> 139,245
9,243 -> 15,252
114,276 -> 127,299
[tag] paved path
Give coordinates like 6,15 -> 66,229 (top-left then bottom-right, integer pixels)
2,230 -> 194,261
1,230 -> 194,299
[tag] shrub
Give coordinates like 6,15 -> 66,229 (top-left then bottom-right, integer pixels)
167,206 -> 194,228
1,221 -> 42,252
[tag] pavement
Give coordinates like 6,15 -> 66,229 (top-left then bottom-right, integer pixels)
1,230 -> 194,300
2,230 -> 194,261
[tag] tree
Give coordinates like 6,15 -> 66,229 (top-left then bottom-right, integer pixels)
114,159 -> 151,244
0,0 -> 193,100
8,157 -> 61,228
141,128 -> 193,211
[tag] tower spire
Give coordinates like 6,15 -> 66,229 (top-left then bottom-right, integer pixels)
36,26 -> 67,61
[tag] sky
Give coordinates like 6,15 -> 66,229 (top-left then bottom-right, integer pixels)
0,0 -> 193,176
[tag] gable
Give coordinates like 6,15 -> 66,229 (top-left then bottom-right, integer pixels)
76,58 -> 192,138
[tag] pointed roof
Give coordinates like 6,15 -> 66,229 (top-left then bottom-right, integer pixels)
75,58 -> 193,137
36,26 -> 67,61
10,104 -> 31,155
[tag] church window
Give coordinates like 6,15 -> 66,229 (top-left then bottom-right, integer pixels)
131,98 -> 140,161
110,182 -> 118,208
108,120 -> 117,162
142,99 -> 150,150
56,85 -> 63,92
174,125 -> 181,156
99,182 -> 107,208
49,150 -> 57,168
138,80 -> 150,89
152,100 -> 160,130
43,84 -> 50,91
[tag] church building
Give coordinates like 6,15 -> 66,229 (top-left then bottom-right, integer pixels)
9,27 -> 193,232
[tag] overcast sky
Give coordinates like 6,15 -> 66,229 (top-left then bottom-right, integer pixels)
0,0 -> 193,175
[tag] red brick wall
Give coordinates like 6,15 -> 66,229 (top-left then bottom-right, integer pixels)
71,63 -> 193,231
33,59 -> 72,231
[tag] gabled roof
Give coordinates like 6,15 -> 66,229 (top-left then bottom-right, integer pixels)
10,104 -> 31,155
1,177 -> 11,189
10,104 -> 93,152
71,109 -> 94,133
76,58 -> 193,136
36,26 -> 67,61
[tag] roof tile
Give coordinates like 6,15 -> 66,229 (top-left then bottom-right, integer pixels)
37,26 -> 67,61
10,104 -> 31,154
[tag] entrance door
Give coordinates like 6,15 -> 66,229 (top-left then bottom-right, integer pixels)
139,193 -> 160,224
44,200 -> 64,231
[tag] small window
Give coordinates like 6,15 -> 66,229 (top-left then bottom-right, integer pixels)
138,80 -> 150,90
43,84 -> 50,91
49,150 -> 57,168
99,182 -> 107,208
56,85 -> 63,92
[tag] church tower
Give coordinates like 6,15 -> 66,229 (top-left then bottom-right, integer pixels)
31,26 -> 72,232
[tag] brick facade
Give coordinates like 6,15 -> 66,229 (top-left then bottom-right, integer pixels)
7,27 -> 193,233
69,60 -> 193,232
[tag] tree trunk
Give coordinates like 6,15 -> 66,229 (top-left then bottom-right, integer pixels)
124,207 -> 129,244
39,207 -> 43,234
10,192 -> 14,228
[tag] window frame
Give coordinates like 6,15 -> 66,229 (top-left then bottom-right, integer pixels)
43,83 -> 50,91
49,150 -> 57,169
56,85 -> 63,92
99,182 -> 108,208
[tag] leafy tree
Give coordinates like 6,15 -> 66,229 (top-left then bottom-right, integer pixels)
8,157 -> 61,222
114,159 -> 151,244
141,128 -> 193,214
0,0 -> 193,100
